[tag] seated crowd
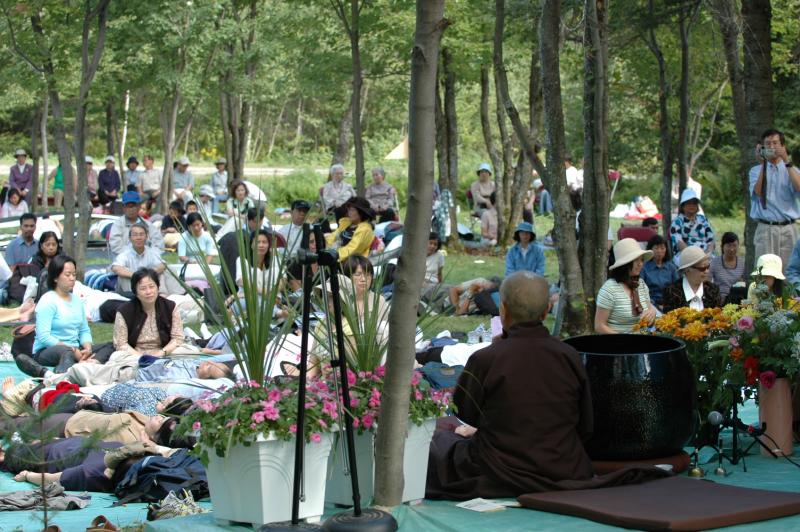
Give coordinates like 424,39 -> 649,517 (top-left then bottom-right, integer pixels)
0,147 -> 792,508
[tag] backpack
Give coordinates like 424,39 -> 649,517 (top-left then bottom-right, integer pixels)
113,449 -> 208,506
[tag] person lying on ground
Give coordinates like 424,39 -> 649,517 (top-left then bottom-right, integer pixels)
44,356 -> 235,387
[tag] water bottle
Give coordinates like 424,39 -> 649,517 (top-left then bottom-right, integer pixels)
480,323 -> 493,343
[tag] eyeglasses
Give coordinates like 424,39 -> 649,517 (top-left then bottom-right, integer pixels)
691,264 -> 710,272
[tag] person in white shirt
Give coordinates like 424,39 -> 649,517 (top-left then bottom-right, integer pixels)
278,200 -> 310,257
111,223 -> 166,295
138,155 -> 162,211
211,157 -> 229,213
321,164 -> 355,219
565,155 -> 583,193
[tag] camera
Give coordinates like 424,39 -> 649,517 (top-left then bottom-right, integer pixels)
760,147 -> 776,159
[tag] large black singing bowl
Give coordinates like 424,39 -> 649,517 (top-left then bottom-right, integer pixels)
564,334 -> 696,461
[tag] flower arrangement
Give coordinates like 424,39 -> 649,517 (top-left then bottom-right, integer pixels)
709,291 -> 800,390
337,365 -> 451,435
636,306 -> 733,445
178,377 -> 341,462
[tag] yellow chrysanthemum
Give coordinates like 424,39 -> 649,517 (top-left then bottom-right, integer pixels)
677,321 -> 708,342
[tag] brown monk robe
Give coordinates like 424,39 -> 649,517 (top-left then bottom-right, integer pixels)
426,272 -> 666,500
425,320 -> 594,500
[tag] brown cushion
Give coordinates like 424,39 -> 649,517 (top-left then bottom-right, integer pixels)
518,476 -> 800,531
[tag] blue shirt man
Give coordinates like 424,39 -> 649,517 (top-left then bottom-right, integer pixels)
5,213 -> 37,266
505,222 -> 545,277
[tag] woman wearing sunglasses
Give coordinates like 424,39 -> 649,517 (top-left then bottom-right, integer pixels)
661,245 -> 722,312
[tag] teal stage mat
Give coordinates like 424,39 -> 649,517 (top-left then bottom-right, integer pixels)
0,360 -> 798,531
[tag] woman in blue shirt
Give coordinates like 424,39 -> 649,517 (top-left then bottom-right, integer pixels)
505,222 -> 545,277
32,255 -> 94,374
639,234 -> 679,310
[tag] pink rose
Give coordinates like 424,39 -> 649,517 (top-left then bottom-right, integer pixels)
252,411 -> 266,423
362,413 -> 375,429
289,424 -> 297,433
352,417 -> 361,428
322,400 -> 339,419
736,316 -> 754,331
263,403 -> 280,421
311,432 -> 322,443
729,336 -> 739,348
192,421 -> 202,431
759,370 -> 777,389
374,366 -> 385,378
347,370 -> 357,387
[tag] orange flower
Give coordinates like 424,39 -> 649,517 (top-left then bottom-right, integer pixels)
677,321 -> 708,341
730,346 -> 744,362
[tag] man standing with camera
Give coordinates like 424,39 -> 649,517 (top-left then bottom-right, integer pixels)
750,128 -> 800,272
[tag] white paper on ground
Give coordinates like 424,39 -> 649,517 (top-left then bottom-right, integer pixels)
456,498 -> 506,513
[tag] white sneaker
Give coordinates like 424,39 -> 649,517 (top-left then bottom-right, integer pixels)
199,324 -> 212,340
183,327 -> 201,340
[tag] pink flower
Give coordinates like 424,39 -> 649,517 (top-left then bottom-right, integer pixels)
729,336 -> 739,348
414,389 -> 423,401
262,403 -> 280,421
268,389 -> 282,402
289,424 -> 297,433
362,413 -> 375,429
760,370 -> 777,389
411,372 -> 421,386
368,388 -> 381,408
192,421 -> 202,431
358,371 -> 366,378
318,419 -> 328,429
225,419 -> 239,428
352,417 -> 361,429
322,400 -> 339,419
250,423 -> 258,429
736,316 -> 755,331
347,370 -> 357,386
311,432 -> 322,443
248,380 -> 261,388
374,366 -> 385,378
252,411 -> 266,423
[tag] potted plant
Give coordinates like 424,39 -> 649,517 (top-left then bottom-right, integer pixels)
173,217 -> 337,526
314,271 -> 448,505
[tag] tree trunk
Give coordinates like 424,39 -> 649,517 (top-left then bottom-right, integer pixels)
712,0 -> 756,272
120,89 -> 130,163
105,101 -> 116,159
71,0 -> 111,275
40,93 -> 49,210
159,91 -> 181,213
293,97 -> 304,155
647,0 -> 675,242
540,0 -> 587,335
435,74 -> 448,190
741,0 -> 774,273
30,109 -> 40,215
443,48 -> 460,246
348,0 -> 365,195
579,0 -> 610,323
374,0 -> 446,507
676,2 -> 699,192
267,99 -> 288,159
479,65 -> 502,186
220,89 -> 233,173
332,97 -> 354,166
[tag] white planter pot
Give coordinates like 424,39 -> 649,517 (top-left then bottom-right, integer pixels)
206,432 -> 334,528
326,418 -> 436,506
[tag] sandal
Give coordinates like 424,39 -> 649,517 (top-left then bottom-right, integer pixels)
86,515 -> 119,532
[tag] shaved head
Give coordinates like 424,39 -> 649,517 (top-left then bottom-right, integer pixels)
499,272 -> 549,326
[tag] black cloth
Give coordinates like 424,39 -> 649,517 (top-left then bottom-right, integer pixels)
661,280 -> 722,313
160,214 -> 187,234
117,296 -> 176,349
426,321 -> 595,500
218,229 -> 249,295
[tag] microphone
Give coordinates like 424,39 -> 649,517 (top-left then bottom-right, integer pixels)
707,411 -> 765,436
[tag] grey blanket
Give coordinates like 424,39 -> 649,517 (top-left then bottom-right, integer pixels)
0,482 -> 91,511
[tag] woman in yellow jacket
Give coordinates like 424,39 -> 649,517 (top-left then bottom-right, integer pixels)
326,196 -> 375,262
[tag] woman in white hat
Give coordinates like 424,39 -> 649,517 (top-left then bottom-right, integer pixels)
746,254 -> 785,303
595,238 -> 656,334
661,245 -> 722,313
669,189 -> 715,259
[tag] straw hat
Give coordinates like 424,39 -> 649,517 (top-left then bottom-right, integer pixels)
752,254 -> 785,280
678,246 -> 710,271
609,238 -> 653,270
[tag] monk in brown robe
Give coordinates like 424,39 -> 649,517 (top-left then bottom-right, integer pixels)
426,272 -> 595,499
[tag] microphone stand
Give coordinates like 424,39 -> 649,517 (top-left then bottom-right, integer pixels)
261,223 -> 397,532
